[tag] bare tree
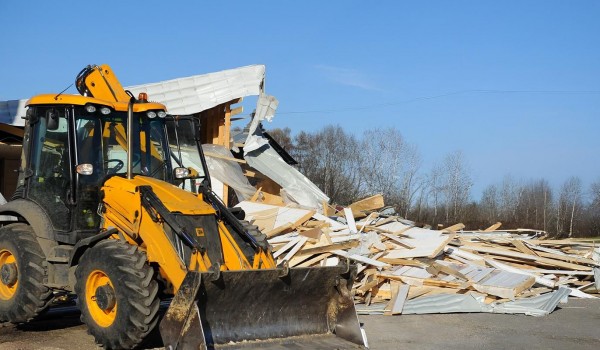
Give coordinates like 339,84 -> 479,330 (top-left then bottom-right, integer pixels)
480,184 -> 499,224
292,125 -> 362,205
440,151 -> 473,224
557,176 -> 583,237
266,127 -> 294,153
426,164 -> 445,225
498,175 -> 524,225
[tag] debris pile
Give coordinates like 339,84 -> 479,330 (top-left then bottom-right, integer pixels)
236,194 -> 600,317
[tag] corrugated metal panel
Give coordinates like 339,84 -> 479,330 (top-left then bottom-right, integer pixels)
126,65 -> 265,115
1,65 -> 265,124
0,99 -> 27,126
403,293 -> 487,314
492,287 -> 570,316
401,288 -> 569,316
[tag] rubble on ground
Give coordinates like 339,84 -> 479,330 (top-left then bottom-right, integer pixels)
236,193 -> 600,317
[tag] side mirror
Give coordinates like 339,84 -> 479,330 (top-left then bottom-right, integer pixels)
76,164 -> 94,175
46,109 -> 59,130
174,167 -> 198,179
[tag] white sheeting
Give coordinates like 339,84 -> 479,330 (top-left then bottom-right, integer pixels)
125,65 -> 265,115
0,99 -> 27,126
202,144 -> 256,201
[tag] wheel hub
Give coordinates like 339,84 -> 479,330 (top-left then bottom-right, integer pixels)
0,263 -> 17,286
94,284 -> 116,311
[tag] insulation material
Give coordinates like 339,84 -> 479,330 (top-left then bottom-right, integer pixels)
201,144 -> 255,201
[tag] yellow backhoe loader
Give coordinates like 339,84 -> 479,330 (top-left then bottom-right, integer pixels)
0,65 -> 366,349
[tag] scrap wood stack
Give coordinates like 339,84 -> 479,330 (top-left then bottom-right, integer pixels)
236,193 -> 600,317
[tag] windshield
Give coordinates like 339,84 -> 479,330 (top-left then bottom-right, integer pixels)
166,117 -> 207,191
76,110 -> 171,181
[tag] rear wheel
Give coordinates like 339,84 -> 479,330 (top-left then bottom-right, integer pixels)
75,239 -> 160,349
0,223 -> 53,323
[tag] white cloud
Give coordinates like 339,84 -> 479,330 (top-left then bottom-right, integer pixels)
315,65 -> 382,91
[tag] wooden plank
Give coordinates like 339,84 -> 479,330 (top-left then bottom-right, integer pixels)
249,208 -> 278,232
264,223 -> 293,238
331,250 -> 390,268
294,253 -> 331,268
281,236 -> 308,261
472,270 -> 536,299
459,244 -> 592,271
384,282 -> 410,316
407,286 -> 433,300
385,234 -> 454,259
249,187 -> 262,202
428,261 -> 471,281
273,237 -> 300,259
344,208 -> 357,233
379,232 -> 416,249
296,241 -> 360,257
511,239 -> 538,256
377,257 -> 425,267
299,227 -> 322,242
379,274 -> 469,289
349,194 -> 385,215
484,222 -> 502,232
524,243 -> 599,265
237,202 -> 315,236
357,278 -> 384,294
441,223 -> 465,233
203,151 -> 246,164
373,216 -> 399,227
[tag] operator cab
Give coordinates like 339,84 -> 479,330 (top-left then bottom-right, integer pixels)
21,97 -> 172,239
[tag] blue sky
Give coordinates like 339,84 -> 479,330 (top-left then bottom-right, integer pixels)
1,1 -> 599,197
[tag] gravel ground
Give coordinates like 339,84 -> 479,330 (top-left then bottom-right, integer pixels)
0,299 -> 598,349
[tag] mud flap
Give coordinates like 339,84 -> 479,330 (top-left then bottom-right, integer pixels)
160,265 -> 365,349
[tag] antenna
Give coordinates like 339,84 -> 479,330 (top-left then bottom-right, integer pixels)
54,83 -> 73,101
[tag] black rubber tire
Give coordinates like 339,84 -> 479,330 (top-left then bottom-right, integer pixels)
0,223 -> 53,323
10,186 -> 24,201
240,220 -> 269,250
75,239 -> 160,350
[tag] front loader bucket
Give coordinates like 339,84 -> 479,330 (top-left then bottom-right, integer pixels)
160,265 -> 366,349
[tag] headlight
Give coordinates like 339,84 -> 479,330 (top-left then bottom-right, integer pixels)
157,111 -> 167,118
100,107 -> 111,115
147,111 -> 157,119
85,104 -> 97,113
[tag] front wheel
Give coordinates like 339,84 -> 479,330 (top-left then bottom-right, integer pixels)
0,223 -> 53,323
75,239 -> 160,349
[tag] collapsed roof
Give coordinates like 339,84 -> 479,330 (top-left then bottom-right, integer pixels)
0,64 -> 329,210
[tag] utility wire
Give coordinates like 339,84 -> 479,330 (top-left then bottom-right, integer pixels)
277,89 -> 600,115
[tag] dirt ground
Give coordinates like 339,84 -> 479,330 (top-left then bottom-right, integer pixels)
0,299 -> 598,350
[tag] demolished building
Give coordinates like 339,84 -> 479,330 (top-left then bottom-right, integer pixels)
2,65 -> 599,319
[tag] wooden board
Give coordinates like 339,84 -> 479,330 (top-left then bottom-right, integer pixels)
384,234 -> 454,259
237,201 -> 315,237
349,194 -> 385,215
384,283 -> 410,315
472,270 -> 535,299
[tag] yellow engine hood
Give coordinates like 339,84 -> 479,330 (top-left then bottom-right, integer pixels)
102,175 -> 215,215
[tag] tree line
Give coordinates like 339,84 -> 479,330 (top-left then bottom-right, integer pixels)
268,125 -> 600,238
